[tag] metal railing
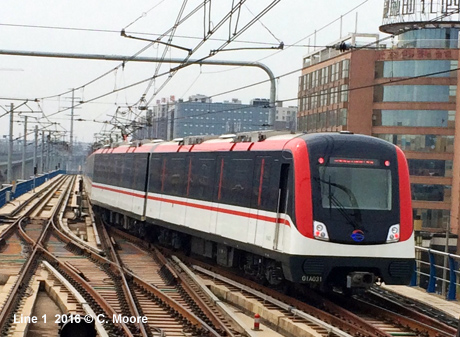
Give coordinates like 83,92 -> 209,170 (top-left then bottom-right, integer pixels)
0,170 -> 65,208
411,246 -> 459,300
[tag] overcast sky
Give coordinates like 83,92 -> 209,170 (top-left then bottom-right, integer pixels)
0,0 -> 384,143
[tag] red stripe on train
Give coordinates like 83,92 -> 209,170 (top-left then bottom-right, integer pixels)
92,183 -> 291,227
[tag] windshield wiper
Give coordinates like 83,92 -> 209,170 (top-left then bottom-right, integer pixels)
317,177 -> 362,229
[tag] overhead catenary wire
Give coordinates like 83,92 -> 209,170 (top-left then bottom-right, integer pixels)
0,0 -> 368,124
74,64 -> 460,138
0,22 -> 313,47
123,0 -> 167,30
0,0 -> 414,140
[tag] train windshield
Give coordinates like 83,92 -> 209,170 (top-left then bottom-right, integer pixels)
319,166 -> 392,211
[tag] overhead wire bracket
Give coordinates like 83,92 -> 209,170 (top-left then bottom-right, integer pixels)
121,29 -> 192,55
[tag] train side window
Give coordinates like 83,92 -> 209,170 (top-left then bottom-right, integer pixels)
164,157 -> 186,196
252,157 -> 276,211
120,153 -> 134,189
95,154 -> 103,184
278,164 -> 290,215
220,158 -> 254,207
108,154 -> 116,186
93,154 -> 102,183
100,154 -> 110,185
148,157 -> 162,193
133,154 -> 149,191
189,157 -> 216,200
107,154 -> 118,186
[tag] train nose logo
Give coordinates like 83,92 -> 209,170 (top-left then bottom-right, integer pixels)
351,230 -> 365,242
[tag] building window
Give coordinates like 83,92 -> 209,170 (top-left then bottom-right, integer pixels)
320,90 -> 328,106
313,94 -> 319,109
375,85 -> 455,102
330,87 -> 338,104
373,110 -> 455,127
449,85 -> 456,102
338,108 -> 347,126
328,110 -> 337,127
305,73 -> 310,90
331,63 -> 339,81
340,85 -> 348,102
375,134 -> 454,152
413,208 -> 450,230
341,59 -> 349,78
407,159 -> 453,177
321,66 -> 329,84
412,184 -> 451,202
375,60 -> 456,78
312,71 -> 318,88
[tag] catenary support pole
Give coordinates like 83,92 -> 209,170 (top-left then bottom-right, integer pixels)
40,130 -> 44,174
21,115 -> 27,180
7,103 -> 13,184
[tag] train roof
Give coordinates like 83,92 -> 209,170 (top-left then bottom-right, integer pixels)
90,132 -> 395,156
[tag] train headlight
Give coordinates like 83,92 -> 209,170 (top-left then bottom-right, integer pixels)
314,221 -> 329,241
386,224 -> 400,243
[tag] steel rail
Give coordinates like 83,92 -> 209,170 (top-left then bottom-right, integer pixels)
48,214 -> 220,335
108,226 -> 236,333
0,175 -> 133,336
98,222 -> 150,337
108,225 -> 238,336
365,289 -> 457,336
0,175 -> 67,241
0,175 -> 71,331
174,249 -> 391,337
40,249 -> 134,337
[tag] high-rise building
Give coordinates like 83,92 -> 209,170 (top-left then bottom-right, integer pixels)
298,1 -> 460,233
133,96 -> 297,140
173,97 -> 271,139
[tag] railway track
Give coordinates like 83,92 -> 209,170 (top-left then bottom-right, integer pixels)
194,264 -> 458,337
106,226 -> 458,337
107,225 -> 243,337
367,285 -> 459,330
0,174 -> 240,337
0,174 -> 458,337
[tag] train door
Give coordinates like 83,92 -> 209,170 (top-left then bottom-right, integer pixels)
249,156 -> 271,245
272,163 -> 290,251
141,153 -> 151,221
209,156 -> 225,234
159,156 -> 187,226
145,156 -> 163,220
186,156 -> 216,234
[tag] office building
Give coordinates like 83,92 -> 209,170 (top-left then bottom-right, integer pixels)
298,1 -> 460,233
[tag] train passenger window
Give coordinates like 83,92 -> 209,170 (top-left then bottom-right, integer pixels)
132,154 -> 148,191
148,157 -> 163,193
109,154 -> 120,187
220,158 -> 254,207
119,153 -> 134,189
99,154 -> 110,185
252,157 -> 276,211
163,157 -> 186,197
93,154 -> 103,183
94,154 -> 102,184
188,157 -> 216,200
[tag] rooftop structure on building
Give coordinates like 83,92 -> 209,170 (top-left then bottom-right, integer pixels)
188,94 -> 212,103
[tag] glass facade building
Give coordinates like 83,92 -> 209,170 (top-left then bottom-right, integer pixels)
173,101 -> 270,139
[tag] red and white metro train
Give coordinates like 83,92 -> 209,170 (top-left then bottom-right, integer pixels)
84,132 -> 415,291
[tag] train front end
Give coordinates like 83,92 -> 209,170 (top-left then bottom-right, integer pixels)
292,133 -> 414,291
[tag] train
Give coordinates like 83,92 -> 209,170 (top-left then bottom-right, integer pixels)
84,131 -> 415,292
